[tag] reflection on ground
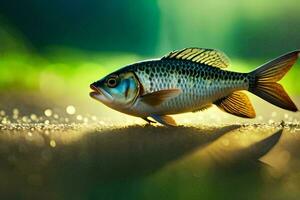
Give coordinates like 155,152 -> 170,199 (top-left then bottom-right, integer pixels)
1,121 -> 300,200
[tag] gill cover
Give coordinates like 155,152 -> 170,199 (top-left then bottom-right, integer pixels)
103,72 -> 140,106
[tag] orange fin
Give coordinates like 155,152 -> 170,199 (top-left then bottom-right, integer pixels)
251,82 -> 297,112
215,91 -> 256,118
150,114 -> 177,126
249,50 -> 299,112
140,89 -> 181,106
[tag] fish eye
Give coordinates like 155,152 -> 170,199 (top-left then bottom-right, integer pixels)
106,75 -> 118,88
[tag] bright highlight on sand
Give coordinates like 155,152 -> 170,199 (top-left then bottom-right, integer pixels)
66,105 -> 76,115
50,140 -> 56,148
44,109 -> 53,117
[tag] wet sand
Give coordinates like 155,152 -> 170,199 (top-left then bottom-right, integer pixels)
0,93 -> 300,200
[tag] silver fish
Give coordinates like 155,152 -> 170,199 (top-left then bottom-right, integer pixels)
90,48 -> 299,126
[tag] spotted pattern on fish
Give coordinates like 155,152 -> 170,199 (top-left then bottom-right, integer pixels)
91,48 -> 299,126
118,59 -> 249,115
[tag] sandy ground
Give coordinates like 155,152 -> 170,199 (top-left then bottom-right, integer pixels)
0,92 -> 300,200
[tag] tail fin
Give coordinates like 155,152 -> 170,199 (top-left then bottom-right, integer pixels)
249,50 -> 299,112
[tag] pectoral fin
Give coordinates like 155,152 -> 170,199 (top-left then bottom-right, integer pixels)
214,91 -> 256,118
150,114 -> 177,126
140,89 -> 181,106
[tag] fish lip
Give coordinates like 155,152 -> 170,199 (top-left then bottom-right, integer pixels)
89,83 -> 113,101
90,84 -> 100,92
89,91 -> 99,98
90,84 -> 102,98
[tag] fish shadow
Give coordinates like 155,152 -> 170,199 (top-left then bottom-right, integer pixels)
236,129 -> 282,162
50,125 -> 240,183
51,127 -> 283,199
0,126 -> 284,200
188,129 -> 284,200
210,129 -> 283,171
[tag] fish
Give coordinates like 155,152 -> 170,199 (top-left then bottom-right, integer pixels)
90,48 -> 299,126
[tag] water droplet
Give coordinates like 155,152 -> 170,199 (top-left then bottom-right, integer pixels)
76,115 -> 83,121
1,118 -> 7,124
22,116 -> 28,123
30,114 -> 37,121
66,105 -> 76,115
50,140 -> 56,148
13,108 -> 19,115
13,114 -> 18,119
284,114 -> 289,119
44,109 -> 52,117
0,110 -> 5,116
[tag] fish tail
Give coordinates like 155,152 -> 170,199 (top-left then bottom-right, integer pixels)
248,50 -> 299,112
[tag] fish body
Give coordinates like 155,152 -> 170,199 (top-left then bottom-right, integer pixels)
116,59 -> 248,116
90,48 -> 299,126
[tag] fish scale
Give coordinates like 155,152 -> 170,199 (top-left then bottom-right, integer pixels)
91,48 -> 299,126
125,59 -> 249,115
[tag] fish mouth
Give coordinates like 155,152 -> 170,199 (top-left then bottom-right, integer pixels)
89,84 -> 113,102
89,84 -> 102,99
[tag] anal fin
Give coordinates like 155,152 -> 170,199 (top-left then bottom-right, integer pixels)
150,114 -> 177,126
214,91 -> 256,118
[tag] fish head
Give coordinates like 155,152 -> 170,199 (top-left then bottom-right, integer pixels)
90,71 -> 140,108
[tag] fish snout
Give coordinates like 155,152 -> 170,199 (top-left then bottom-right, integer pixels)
89,82 -> 102,98
90,83 -> 98,91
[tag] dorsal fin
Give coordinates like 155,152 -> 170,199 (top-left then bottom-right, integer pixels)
162,48 -> 230,68
214,91 -> 256,118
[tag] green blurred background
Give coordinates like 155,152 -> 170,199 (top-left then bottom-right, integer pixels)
0,0 -> 299,96
1,1 -> 300,200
